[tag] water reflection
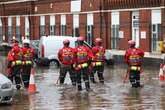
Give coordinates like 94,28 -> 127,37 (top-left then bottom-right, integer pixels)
1,56 -> 165,110
123,88 -> 144,110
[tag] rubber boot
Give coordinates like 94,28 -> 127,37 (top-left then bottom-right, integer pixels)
78,85 -> 82,91
60,77 -> 64,85
90,77 -> 97,83
85,82 -> 90,91
100,80 -> 104,84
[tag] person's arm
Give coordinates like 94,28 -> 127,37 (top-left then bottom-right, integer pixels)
124,50 -> 129,64
58,49 -> 62,63
31,48 -> 35,59
87,47 -> 94,60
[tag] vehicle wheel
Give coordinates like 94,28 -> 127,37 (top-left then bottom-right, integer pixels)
36,58 -> 50,66
49,59 -> 60,68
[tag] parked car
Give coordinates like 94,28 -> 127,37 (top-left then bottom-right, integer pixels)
0,73 -> 13,104
0,42 -> 12,52
38,35 -> 114,67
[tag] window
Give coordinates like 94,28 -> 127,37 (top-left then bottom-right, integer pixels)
73,14 -> 79,37
87,13 -> 94,46
25,16 -> 30,38
61,15 -> 66,35
111,12 -> 119,49
132,11 -> 140,47
8,17 -> 12,42
50,15 -> 55,35
71,0 -> 81,12
151,10 -> 161,52
16,16 -> 21,41
61,25 -> 66,35
0,18 -> 2,42
40,16 -> 45,36
50,25 -> 55,35
73,27 -> 79,37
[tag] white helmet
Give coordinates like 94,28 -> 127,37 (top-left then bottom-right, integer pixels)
23,39 -> 30,44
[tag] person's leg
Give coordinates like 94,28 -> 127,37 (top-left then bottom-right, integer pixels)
90,67 -> 97,83
97,65 -> 104,84
77,70 -> 82,91
83,68 -> 90,91
135,71 -> 141,87
22,65 -> 32,88
14,65 -> 22,89
129,70 -> 136,87
59,66 -> 67,84
69,67 -> 76,86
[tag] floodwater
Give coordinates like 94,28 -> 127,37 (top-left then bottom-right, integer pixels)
0,55 -> 165,110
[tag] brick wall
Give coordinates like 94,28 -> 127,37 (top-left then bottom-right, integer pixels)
0,0 -> 164,52
140,10 -> 151,52
119,11 -> 132,50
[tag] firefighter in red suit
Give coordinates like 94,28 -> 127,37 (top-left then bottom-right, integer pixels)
21,39 -> 34,88
7,39 -> 22,89
58,39 -> 76,86
124,40 -> 144,88
90,38 -> 105,84
74,36 -> 93,91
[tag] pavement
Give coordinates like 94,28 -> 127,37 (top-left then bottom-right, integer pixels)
109,50 -> 165,67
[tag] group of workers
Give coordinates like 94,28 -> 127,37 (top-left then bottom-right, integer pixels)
6,38 -> 34,90
6,35 -> 144,91
58,36 -> 105,91
58,36 -> 144,91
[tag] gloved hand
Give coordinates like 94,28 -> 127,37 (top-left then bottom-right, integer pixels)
6,68 -> 12,77
88,60 -> 92,66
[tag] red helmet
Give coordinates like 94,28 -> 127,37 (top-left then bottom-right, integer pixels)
95,38 -> 102,43
77,36 -> 85,42
128,40 -> 135,46
63,39 -> 70,45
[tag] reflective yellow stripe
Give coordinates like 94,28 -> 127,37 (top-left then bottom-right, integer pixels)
130,66 -> 140,71
12,62 -> 15,66
92,62 -> 102,66
82,63 -> 88,68
23,61 -> 32,65
16,60 -> 22,64
12,60 -> 22,66
77,63 -> 88,69
96,62 -> 102,66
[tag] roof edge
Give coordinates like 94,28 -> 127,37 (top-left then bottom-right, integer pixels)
0,0 -> 37,5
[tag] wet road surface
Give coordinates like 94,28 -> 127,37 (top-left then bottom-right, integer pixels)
0,56 -> 165,110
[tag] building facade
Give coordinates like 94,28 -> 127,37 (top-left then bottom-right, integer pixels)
0,0 -> 165,52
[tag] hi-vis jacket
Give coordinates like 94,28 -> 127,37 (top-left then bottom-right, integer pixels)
74,45 -> 93,64
92,46 -> 105,62
125,48 -> 144,66
58,47 -> 75,65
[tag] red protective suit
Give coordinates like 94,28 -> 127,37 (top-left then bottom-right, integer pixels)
21,47 -> 34,61
7,44 -> 22,62
92,46 -> 105,62
74,45 -> 93,64
58,47 -> 75,65
7,44 -> 22,89
125,48 -> 144,66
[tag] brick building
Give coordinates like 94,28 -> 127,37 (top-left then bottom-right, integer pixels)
0,0 -> 165,52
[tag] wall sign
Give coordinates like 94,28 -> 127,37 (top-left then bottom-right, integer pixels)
141,31 -> 146,39
119,31 -> 124,38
